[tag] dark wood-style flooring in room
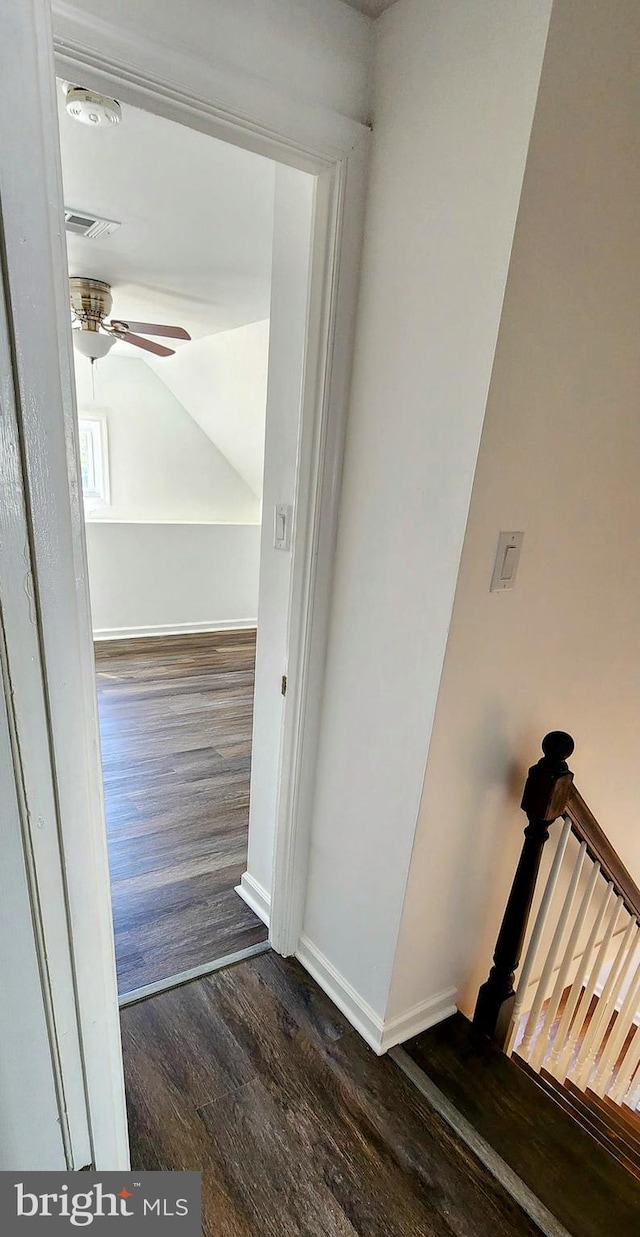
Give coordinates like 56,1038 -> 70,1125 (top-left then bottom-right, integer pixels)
122,952 -> 542,1237
95,630 -> 267,995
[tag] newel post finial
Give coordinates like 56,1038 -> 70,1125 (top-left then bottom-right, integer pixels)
473,732 -> 575,1046
521,731 -> 575,822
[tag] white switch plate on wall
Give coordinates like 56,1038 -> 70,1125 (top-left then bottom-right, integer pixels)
490,531 -> 524,591
274,503 -> 292,551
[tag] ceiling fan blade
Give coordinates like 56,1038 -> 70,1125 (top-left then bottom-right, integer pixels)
111,320 -> 190,340
118,331 -> 175,357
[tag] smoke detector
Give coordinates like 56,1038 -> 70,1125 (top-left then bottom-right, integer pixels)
65,86 -> 122,128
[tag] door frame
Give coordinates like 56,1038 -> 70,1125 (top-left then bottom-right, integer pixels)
1,0 -> 369,1167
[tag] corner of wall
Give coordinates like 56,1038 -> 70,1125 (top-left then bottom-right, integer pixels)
296,935 -> 457,1054
299,0 -> 551,1065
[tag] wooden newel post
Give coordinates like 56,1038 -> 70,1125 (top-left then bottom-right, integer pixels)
473,731 -> 575,1046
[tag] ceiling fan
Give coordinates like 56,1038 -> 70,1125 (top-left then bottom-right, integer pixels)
70,277 -> 191,362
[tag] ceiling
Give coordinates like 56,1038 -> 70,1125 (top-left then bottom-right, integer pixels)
57,82 -> 275,340
339,0 -> 398,18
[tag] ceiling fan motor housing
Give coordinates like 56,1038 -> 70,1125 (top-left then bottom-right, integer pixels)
69,276 -> 113,329
70,278 -> 116,361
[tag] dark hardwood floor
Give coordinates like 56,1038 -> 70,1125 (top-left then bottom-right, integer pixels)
121,952 -> 542,1237
95,630 -> 268,995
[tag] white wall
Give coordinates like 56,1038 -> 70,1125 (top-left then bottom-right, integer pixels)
301,0 -> 552,1038
76,355 -> 259,524
148,321 -> 270,498
388,0 -> 640,1024
75,355 -> 262,635
52,0 -> 372,126
86,522 -> 260,638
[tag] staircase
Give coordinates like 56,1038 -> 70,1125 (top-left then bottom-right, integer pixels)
515,1054 -> 640,1180
394,1010 -> 640,1237
392,733 -> 640,1237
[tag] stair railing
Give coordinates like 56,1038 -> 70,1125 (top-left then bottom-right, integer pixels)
474,732 -> 640,1112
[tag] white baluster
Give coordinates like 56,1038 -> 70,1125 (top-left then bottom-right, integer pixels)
625,1065 -> 640,1112
505,817 -> 571,1056
608,1011 -> 640,1105
571,917 -> 639,1091
529,844 -> 593,1073
555,891 -> 623,1083
548,881 -> 614,1079
622,1063 -> 640,1111
540,860 -> 601,1075
592,951 -> 640,1097
520,842 -> 587,1065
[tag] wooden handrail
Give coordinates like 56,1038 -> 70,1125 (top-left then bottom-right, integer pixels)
565,785 -> 640,920
473,732 -> 640,1047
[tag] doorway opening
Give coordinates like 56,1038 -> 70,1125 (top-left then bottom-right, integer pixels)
0,0 -> 367,1165
57,80 -> 309,1001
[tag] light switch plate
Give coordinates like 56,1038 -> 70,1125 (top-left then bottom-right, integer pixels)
490,531 -> 524,592
274,503 -> 292,551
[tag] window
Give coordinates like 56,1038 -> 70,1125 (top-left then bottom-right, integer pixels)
78,414 -> 110,508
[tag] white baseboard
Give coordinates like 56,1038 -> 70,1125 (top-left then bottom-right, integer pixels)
296,936 -> 384,1052
93,619 -> 257,641
235,872 -> 271,927
378,989 -> 458,1052
296,935 -> 457,1055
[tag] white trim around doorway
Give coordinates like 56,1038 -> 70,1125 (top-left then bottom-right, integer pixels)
1,0 -> 369,1169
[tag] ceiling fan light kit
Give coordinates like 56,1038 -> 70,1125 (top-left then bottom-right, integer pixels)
72,329 -> 115,361
69,277 -> 191,363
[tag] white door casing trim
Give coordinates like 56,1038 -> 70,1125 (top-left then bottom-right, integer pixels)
1,0 -> 130,1171
0,274 -> 91,1169
51,0 -> 366,168
1,0 -> 369,1167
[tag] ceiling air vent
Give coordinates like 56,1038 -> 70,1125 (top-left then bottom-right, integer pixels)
64,209 -> 120,240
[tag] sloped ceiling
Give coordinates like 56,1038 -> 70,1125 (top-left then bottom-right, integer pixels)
75,354 -> 260,523
146,321 -> 269,499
